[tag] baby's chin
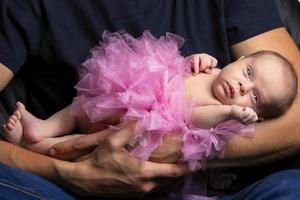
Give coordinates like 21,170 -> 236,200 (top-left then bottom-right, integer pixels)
213,91 -> 230,105
212,83 -> 231,105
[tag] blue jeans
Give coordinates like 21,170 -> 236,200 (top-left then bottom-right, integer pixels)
0,162 -> 299,200
0,163 -> 75,200
218,169 -> 300,200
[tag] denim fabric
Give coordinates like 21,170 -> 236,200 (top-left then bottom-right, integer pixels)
0,163 -> 76,200
219,169 -> 300,200
1,162 -> 300,200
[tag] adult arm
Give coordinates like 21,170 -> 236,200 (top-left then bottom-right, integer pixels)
209,27 -> 300,167
0,123 -> 188,197
0,63 -> 13,91
50,28 -> 300,168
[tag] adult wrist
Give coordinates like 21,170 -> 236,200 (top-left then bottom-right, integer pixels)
53,159 -> 90,195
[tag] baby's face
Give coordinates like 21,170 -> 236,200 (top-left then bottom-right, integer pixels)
212,54 -> 287,112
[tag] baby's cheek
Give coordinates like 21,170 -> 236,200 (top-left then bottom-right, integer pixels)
233,97 -> 252,108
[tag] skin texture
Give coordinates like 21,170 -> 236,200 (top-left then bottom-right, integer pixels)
51,28 -> 300,168
216,27 -> 300,167
0,63 -> 13,91
212,54 -> 288,113
3,53 -> 264,150
0,27 -> 299,196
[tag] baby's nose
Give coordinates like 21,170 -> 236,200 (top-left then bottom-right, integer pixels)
239,82 -> 253,95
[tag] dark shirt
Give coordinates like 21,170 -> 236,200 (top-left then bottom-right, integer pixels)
0,0 -> 282,73
0,0 -> 282,117
0,0 -> 283,195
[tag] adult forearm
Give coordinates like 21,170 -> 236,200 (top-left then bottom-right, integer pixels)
211,27 -> 300,168
208,109 -> 300,168
13,125 -> 190,197
0,63 -> 14,91
0,140 -> 88,195
0,140 -> 67,183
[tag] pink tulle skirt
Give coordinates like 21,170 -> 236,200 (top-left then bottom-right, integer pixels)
71,30 -> 254,170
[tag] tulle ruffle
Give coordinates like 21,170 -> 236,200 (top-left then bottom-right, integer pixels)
71,30 -> 254,170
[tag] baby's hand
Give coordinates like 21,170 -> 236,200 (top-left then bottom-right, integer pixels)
187,53 -> 218,73
230,105 -> 258,125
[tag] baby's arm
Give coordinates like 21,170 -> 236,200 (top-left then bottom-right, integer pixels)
192,105 -> 258,129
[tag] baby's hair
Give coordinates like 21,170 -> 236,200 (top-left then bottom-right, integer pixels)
246,50 -> 298,119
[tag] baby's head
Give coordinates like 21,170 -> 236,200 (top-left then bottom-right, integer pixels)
213,50 -> 298,119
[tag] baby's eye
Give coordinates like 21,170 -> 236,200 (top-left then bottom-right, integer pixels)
247,67 -> 252,76
253,91 -> 259,103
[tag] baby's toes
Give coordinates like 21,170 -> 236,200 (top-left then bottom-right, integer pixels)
11,114 -> 19,122
14,110 -> 21,120
3,124 -> 9,131
5,122 -> 15,131
8,116 -> 17,126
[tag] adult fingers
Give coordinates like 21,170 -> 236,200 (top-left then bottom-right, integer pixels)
140,161 -> 190,180
49,129 -> 115,159
105,122 -> 141,148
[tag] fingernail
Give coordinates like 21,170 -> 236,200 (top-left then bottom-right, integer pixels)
49,149 -> 57,156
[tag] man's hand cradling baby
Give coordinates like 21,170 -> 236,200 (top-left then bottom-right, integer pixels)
48,123 -> 189,197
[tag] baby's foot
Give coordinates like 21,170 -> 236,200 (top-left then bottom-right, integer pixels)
3,110 -> 23,145
16,102 -> 47,143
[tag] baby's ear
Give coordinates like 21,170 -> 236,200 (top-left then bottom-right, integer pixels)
237,56 -> 245,60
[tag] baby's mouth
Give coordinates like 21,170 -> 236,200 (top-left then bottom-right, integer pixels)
225,81 -> 235,98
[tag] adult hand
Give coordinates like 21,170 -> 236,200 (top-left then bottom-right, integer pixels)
48,127 -> 112,161
49,129 -> 183,163
52,123 -> 189,197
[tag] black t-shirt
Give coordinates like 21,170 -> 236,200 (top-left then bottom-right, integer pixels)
0,0 -> 282,117
1,0 -> 282,73
0,0 -> 283,196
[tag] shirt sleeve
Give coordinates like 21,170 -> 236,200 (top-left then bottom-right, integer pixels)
225,0 -> 283,45
0,0 -> 43,73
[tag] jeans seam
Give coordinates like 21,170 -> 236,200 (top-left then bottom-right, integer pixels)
0,180 -> 45,200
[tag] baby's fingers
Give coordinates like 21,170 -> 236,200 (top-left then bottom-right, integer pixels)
211,56 -> 218,68
199,54 -> 212,71
243,109 -> 258,124
191,56 -> 200,73
204,67 -> 213,74
245,113 -> 258,124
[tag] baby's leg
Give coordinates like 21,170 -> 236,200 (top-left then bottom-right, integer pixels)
3,110 -> 23,145
16,102 -> 77,143
24,112 -> 124,156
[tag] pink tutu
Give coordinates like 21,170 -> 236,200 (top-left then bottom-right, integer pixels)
71,30 -> 254,170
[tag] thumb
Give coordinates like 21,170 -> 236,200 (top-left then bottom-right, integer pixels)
107,121 -> 143,148
49,129 -> 115,159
